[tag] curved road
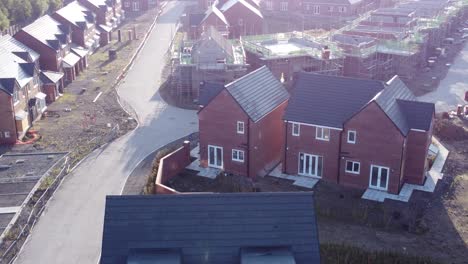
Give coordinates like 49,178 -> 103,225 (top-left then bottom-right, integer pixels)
15,2 -> 197,263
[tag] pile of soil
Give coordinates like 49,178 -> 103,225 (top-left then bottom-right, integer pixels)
433,117 -> 468,141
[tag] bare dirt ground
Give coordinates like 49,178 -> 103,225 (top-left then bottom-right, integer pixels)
5,8 -> 164,166
318,116 -> 468,264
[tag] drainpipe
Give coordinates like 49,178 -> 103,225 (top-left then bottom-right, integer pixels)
398,138 -> 407,192
283,121 -> 288,173
247,118 -> 251,178
337,129 -> 343,185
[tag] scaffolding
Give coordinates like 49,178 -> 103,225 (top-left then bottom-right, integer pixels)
241,32 -> 345,79
171,28 -> 247,103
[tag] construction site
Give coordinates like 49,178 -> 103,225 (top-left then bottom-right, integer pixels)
170,27 -> 247,103
170,0 -> 468,103
241,31 -> 345,82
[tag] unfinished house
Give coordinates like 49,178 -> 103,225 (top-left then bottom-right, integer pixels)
171,27 -> 247,103
332,34 -> 392,80
241,31 -> 344,82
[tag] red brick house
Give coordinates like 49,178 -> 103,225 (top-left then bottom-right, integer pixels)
0,35 -> 64,103
53,1 -> 100,51
78,0 -> 124,46
199,6 -> 230,37
198,66 -> 289,178
283,73 -> 434,194
0,50 -> 45,144
219,0 -> 264,38
14,15 -> 83,85
258,0 -> 372,17
122,0 -> 152,13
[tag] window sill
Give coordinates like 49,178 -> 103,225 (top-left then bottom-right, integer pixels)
345,170 -> 360,175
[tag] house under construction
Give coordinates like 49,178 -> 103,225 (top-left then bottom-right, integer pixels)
171,27 -> 247,103
241,31 -> 344,83
328,0 -> 468,81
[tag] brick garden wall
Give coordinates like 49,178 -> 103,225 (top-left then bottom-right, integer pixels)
155,141 -> 191,194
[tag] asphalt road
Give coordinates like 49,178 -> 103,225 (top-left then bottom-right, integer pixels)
418,42 -> 468,113
14,2 -> 197,263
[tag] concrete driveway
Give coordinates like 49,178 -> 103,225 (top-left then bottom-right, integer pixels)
418,42 -> 468,113
14,2 -> 197,263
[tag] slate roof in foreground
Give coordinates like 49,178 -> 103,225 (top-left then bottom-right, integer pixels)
226,66 -> 289,122
101,192 -> 320,264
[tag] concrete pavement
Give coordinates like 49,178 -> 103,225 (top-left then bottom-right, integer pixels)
418,42 -> 468,112
14,2 -> 197,263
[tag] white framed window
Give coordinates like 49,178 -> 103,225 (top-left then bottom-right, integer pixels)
13,88 -> 20,104
132,1 -> 140,11
369,165 -> 389,191
280,2 -> 288,11
313,5 -> 320,14
338,6 -> 347,13
265,0 -> 273,10
237,121 -> 245,134
328,6 -> 333,12
4,131 -> 11,138
232,149 -> 245,162
292,123 -> 300,136
207,0 -> 214,7
316,127 -> 330,141
347,130 -> 356,144
345,161 -> 360,174
124,1 -> 130,8
299,153 -> 323,177
238,18 -> 243,26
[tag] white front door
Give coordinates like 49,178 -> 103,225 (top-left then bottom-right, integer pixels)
208,145 -> 223,169
298,153 -> 322,177
369,165 -> 389,191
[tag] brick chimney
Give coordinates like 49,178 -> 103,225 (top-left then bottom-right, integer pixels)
322,45 -> 330,60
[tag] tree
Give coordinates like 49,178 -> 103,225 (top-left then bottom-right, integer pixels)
0,9 -> 9,31
47,0 -> 63,12
10,0 -> 32,24
31,0 -> 48,18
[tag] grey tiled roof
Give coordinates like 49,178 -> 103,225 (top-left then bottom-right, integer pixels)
375,76 -> 417,135
40,71 -> 64,84
284,73 -> 383,128
101,193 -> 320,264
0,49 -> 35,92
397,100 -> 434,131
19,15 -> 69,50
226,66 -> 289,122
55,1 -> 95,29
198,81 -> 224,106
0,35 -> 40,62
285,73 -> 434,135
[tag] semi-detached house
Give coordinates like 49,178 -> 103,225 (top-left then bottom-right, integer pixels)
13,15 -> 83,85
283,73 -> 434,194
198,66 -> 289,178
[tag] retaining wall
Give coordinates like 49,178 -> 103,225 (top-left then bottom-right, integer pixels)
155,141 -> 191,194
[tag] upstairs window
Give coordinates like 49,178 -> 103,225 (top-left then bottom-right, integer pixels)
313,5 -> 320,14
346,161 -> 360,174
265,0 -> 273,10
237,121 -> 245,134
338,6 -> 347,13
316,127 -> 330,141
292,123 -> 300,136
347,130 -> 356,144
280,2 -> 288,11
13,88 -> 20,104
